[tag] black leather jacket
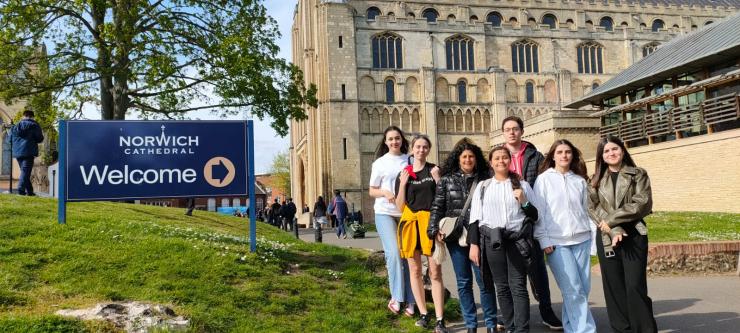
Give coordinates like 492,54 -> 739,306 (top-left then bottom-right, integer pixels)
428,171 -> 479,239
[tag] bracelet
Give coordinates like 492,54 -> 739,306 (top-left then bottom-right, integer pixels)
521,201 -> 530,209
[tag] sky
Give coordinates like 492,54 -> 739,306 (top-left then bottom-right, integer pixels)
189,0 -> 299,174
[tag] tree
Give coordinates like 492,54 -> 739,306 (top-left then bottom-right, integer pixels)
0,0 -> 317,136
269,150 -> 290,198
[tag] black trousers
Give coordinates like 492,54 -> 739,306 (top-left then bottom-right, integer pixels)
527,238 -> 554,313
596,224 -> 657,333
485,239 -> 530,333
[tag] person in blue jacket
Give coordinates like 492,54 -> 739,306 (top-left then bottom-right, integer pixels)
11,110 -> 44,196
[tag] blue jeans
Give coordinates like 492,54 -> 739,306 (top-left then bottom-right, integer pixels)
375,214 -> 414,303
16,156 -> 34,195
448,240 -> 498,329
547,239 -> 596,333
336,216 -> 346,237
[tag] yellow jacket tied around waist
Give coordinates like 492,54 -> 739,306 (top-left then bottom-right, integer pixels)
397,206 -> 434,258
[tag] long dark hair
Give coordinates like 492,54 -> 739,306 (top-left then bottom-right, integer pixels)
539,139 -> 588,180
374,126 -> 409,159
591,135 -> 637,189
441,137 -> 489,180
315,195 -> 326,209
488,146 -> 521,190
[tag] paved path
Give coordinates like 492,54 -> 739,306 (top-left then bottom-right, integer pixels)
298,229 -> 740,333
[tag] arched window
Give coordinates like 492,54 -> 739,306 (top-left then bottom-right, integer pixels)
367,7 -> 380,21
592,82 -> 600,90
705,20 -> 714,26
469,15 -> 479,23
542,14 -> 557,29
511,40 -> 539,73
445,35 -> 475,71
372,33 -> 403,69
621,21 -> 629,27
577,42 -> 604,74
385,79 -> 395,103
487,12 -> 503,26
651,19 -> 664,32
407,12 -> 415,20
566,19 -> 575,29
422,8 -> 439,23
509,17 -> 518,27
525,82 -> 535,103
457,80 -> 467,103
447,14 -> 456,22
599,16 -> 614,31
642,42 -> 659,57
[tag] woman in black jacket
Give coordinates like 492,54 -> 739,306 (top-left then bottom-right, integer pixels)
428,138 -> 500,333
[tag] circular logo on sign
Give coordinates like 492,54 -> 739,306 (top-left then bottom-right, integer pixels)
203,157 -> 236,188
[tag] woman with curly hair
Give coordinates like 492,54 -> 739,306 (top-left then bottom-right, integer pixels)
428,138 -> 501,333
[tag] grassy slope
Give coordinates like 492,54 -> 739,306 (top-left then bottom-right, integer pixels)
0,195 -> 458,333
645,211 -> 739,242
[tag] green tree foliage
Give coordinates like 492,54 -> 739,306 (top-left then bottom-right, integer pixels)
269,150 -> 290,197
0,0 -> 317,136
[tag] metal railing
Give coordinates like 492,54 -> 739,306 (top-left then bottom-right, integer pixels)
600,92 -> 739,142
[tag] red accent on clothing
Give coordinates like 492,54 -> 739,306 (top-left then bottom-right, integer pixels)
404,164 -> 418,180
508,142 -> 528,177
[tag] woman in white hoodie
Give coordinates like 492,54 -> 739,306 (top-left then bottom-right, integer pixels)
533,139 -> 596,333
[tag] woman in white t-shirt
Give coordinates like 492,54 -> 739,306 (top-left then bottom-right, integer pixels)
369,126 -> 415,316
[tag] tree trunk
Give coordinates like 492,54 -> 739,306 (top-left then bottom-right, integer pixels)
91,1 -> 114,120
112,0 -> 132,120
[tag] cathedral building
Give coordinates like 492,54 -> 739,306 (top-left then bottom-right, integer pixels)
290,0 -> 738,224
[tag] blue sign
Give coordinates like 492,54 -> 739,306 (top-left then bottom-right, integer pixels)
64,120 -> 248,201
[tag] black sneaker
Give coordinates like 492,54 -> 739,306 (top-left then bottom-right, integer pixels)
415,313 -> 430,328
541,309 -> 564,331
434,320 -> 448,333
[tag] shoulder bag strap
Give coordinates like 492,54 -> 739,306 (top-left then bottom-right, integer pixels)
460,178 -> 478,217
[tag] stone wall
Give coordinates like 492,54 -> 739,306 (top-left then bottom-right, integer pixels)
647,241 -> 740,275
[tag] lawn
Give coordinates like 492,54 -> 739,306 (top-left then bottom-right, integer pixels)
0,195 -> 458,332
645,211 -> 740,242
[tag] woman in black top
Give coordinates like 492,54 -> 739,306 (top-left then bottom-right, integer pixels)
394,135 -> 446,332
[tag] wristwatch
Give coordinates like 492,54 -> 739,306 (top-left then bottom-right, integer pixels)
521,201 -> 530,209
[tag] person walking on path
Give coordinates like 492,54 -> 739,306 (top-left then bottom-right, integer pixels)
283,198 -> 297,231
270,199 -> 282,227
329,190 -> 349,239
588,135 -> 657,333
533,140 -> 596,333
469,146 -> 538,333
11,110 -> 44,196
427,138 -> 501,333
500,116 -> 563,331
313,196 -> 329,227
368,126 -> 416,317
394,135 -> 447,333
184,197 -> 196,216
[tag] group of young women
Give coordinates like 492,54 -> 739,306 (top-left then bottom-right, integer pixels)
369,121 -> 657,333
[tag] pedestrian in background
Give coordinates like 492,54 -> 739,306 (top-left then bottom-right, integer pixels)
11,109 -> 44,196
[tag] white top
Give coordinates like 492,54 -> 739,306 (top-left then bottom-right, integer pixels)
369,153 -> 409,216
532,168 -> 593,249
469,177 -> 535,233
